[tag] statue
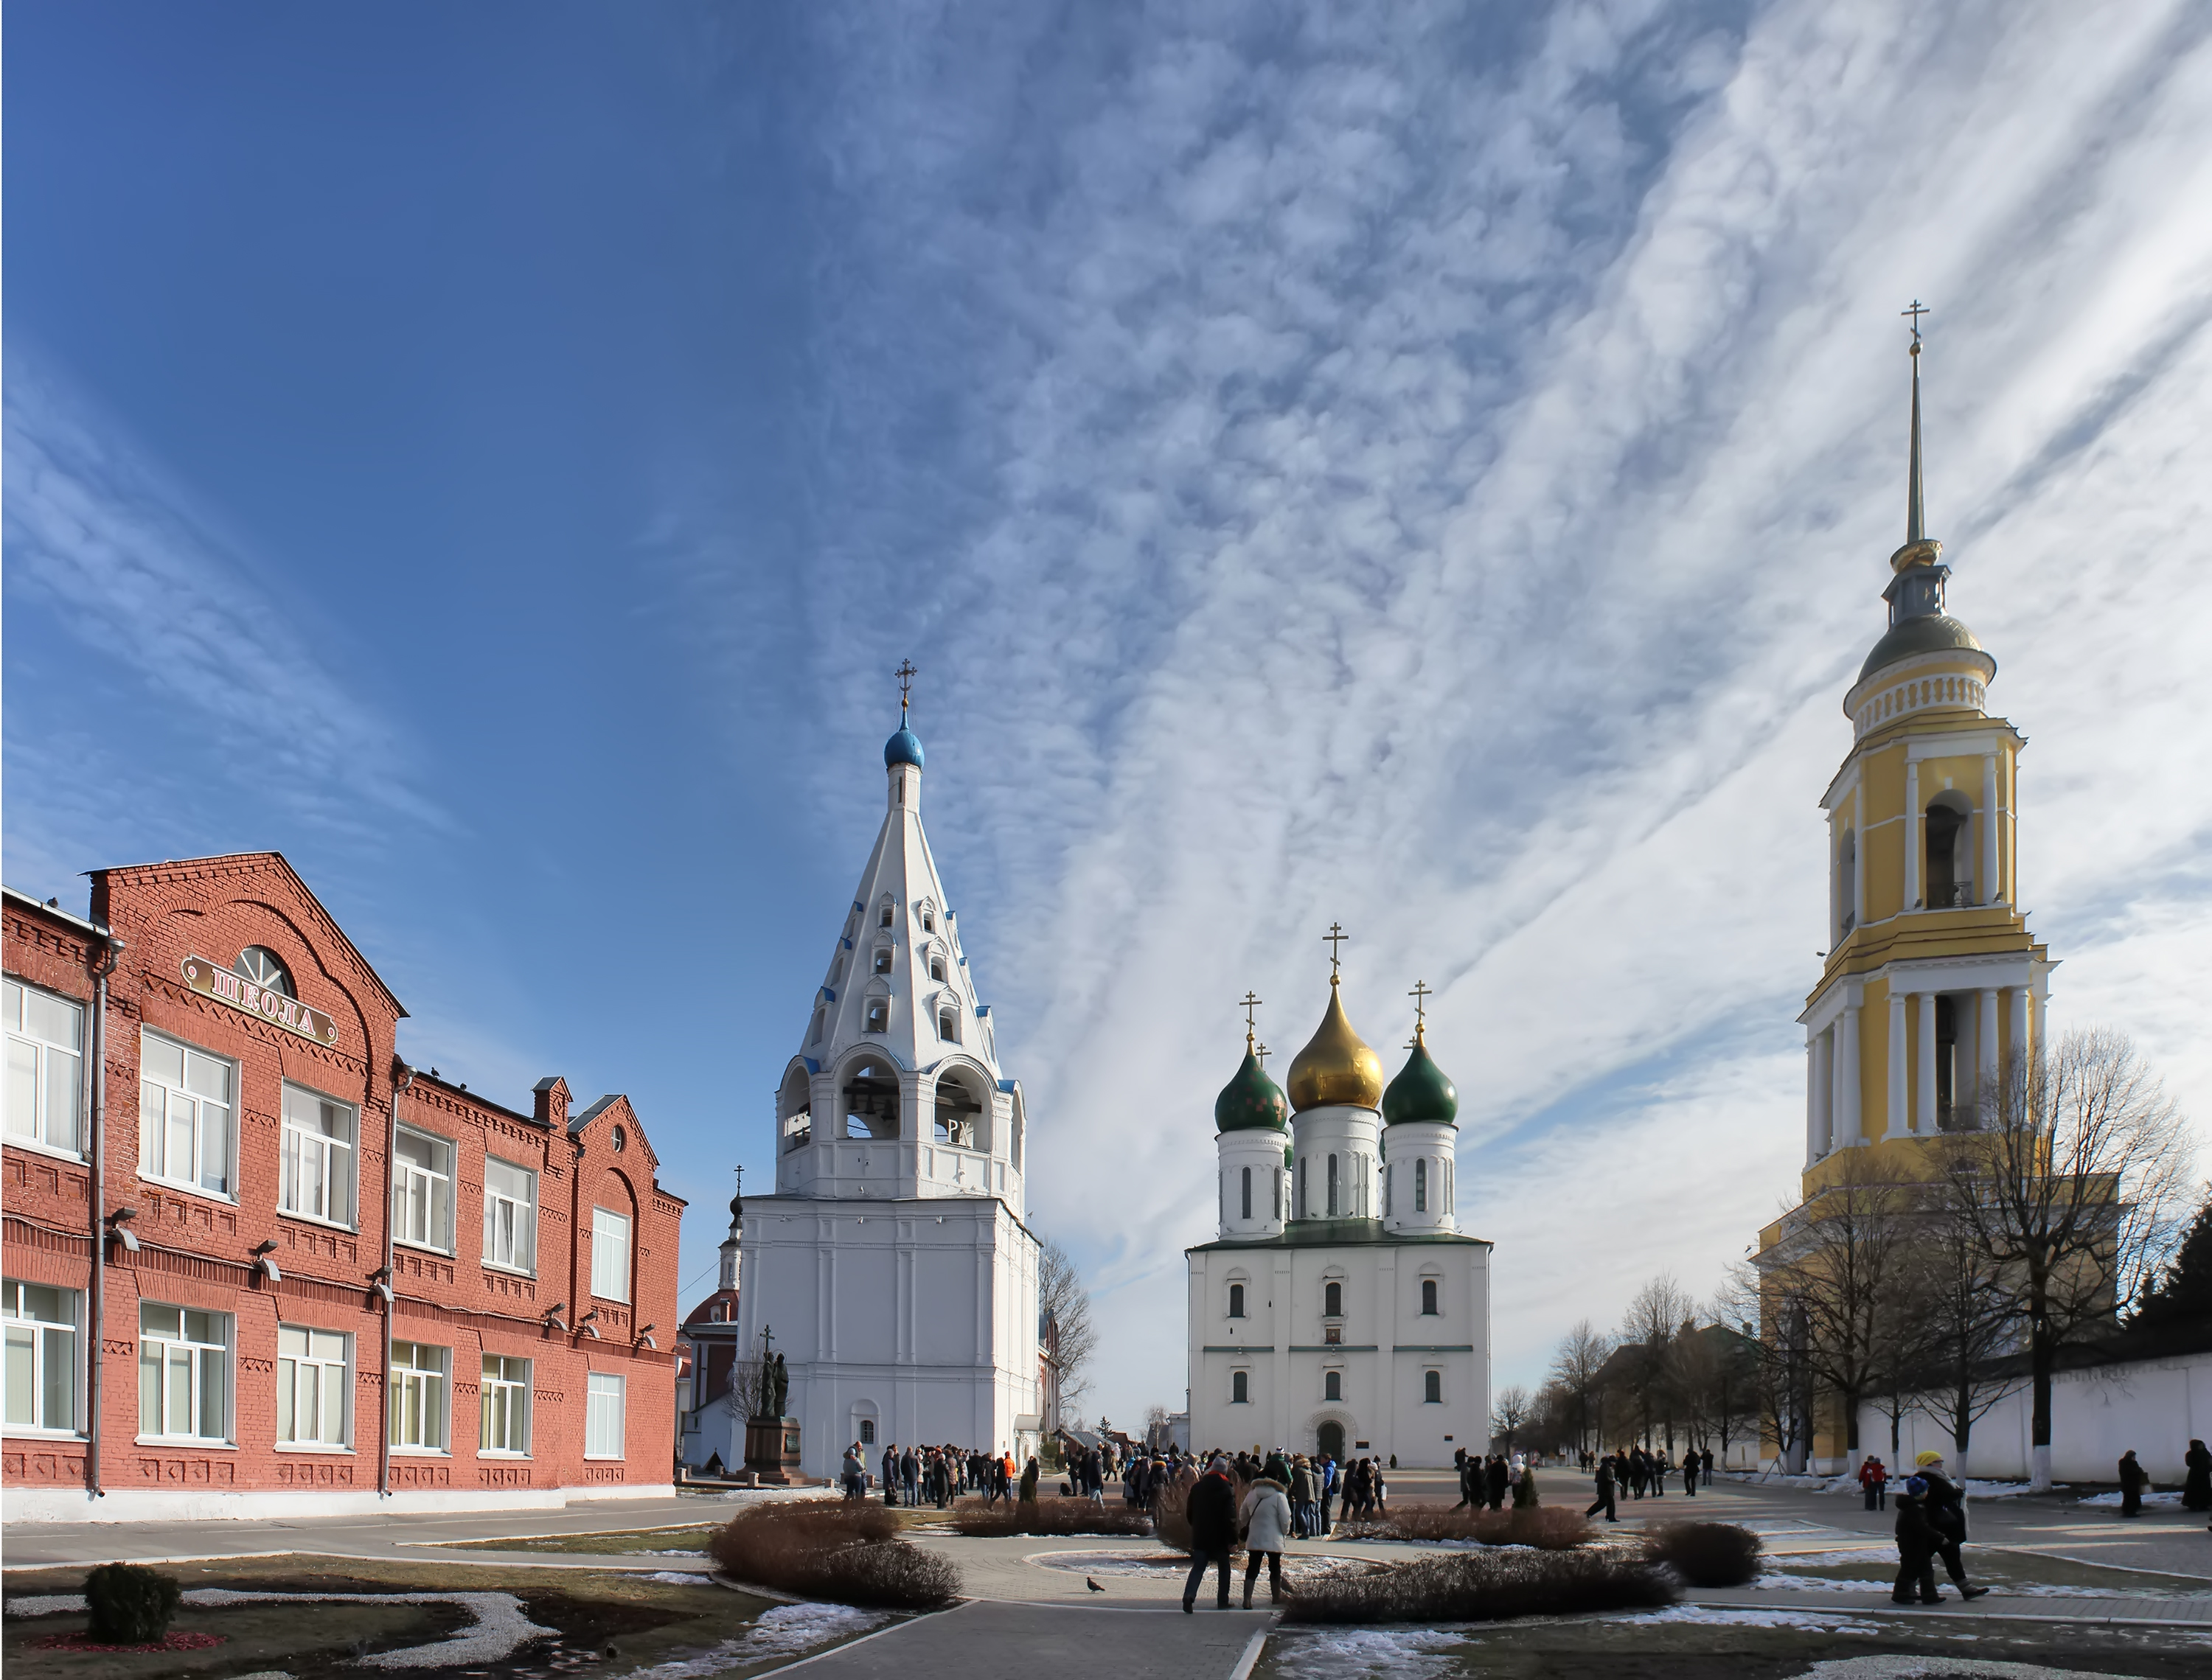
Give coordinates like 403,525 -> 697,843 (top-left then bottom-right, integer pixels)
769,1351 -> 789,1418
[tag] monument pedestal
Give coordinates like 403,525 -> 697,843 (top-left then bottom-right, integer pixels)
744,1415 -> 802,1483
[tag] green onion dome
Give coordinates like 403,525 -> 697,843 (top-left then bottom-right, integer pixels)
1214,1043 -> 1290,1133
1382,1029 -> 1458,1126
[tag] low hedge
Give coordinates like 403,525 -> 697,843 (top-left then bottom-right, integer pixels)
948,1499 -> 1153,1538
1640,1520 -> 1763,1587
710,1501 -> 960,1608
1282,1547 -> 1677,1624
1335,1505 -> 1593,1550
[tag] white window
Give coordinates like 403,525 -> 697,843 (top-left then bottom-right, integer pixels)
392,1127 -> 455,1252
585,1370 -> 626,1458
138,1031 -> 234,1197
591,1207 -> 631,1303
4,1280 -> 78,1432
138,1302 -> 229,1441
482,1157 -> 538,1274
280,1083 -> 356,1228
276,1325 -> 349,1447
481,1353 -> 530,1454
5,981 -> 83,1154
389,1341 -> 448,1451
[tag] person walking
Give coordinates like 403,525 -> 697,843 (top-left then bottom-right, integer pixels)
1239,1468 -> 1293,1608
1486,1453 -> 1509,1513
841,1443 -> 866,1501
1288,1455 -> 1315,1538
2118,1449 -> 2147,1518
1317,1453 -> 1337,1535
2184,1439 -> 2212,1513
1683,1449 -> 1699,1497
1585,1453 -> 1618,1522
1859,1455 -> 1888,1511
1891,1476 -> 1944,1605
1913,1452 -> 1989,1600
881,1442 -> 900,1506
1183,1456 -> 1238,1612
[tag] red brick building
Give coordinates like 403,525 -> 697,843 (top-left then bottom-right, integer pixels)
2,854 -> 685,1522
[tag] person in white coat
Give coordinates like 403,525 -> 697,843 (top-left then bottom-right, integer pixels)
1239,1475 -> 1294,1607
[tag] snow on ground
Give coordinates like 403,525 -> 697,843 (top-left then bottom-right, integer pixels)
1801,1659 -> 2156,1679
1756,1572 -> 1897,1592
641,1572 -> 717,1586
1266,1626 -> 1467,1680
1622,1604 -> 1882,1633
1760,1550 -> 1898,1568
2076,1489 -> 2185,1508
617,1603 -> 887,1678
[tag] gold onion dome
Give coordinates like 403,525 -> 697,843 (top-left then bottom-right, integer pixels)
1286,979 -> 1385,1112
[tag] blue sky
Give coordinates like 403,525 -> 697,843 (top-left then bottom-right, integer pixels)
7,1 -> 2210,1430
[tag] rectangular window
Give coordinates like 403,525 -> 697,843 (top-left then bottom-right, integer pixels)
138,1302 -> 229,1441
3,1280 -> 78,1431
392,1127 -> 455,1252
591,1207 -> 631,1303
1231,1370 -> 1248,1404
585,1370 -> 626,1458
5,980 -> 83,1154
138,1031 -> 234,1197
1424,1370 -> 1442,1404
1239,1166 -> 1251,1221
276,1324 -> 349,1447
480,1353 -> 531,1454
389,1341 -> 449,1451
482,1157 -> 538,1274
280,1083 -> 356,1228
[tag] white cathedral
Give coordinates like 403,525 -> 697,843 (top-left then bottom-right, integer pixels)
1185,971 -> 1491,1468
714,704 -> 1043,1478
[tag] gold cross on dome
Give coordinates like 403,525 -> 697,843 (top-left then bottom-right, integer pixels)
1409,979 -> 1432,1032
1239,990 -> 1263,1049
894,659 -> 918,720
1324,922 -> 1348,978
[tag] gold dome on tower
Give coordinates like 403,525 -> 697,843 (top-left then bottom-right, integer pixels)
1286,977 -> 1385,1112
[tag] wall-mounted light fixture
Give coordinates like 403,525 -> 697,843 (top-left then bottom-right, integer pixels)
105,1207 -> 140,1253
577,1307 -> 603,1340
251,1239 -> 282,1282
634,1322 -> 658,1350
543,1301 -> 569,1333
367,1265 -> 394,1306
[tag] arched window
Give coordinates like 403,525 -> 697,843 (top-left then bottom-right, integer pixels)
843,1061 -> 900,1139
1386,1164 -> 1394,1216
1228,1283 -> 1245,1319
1231,1370 -> 1248,1404
859,1418 -> 875,1444
1324,1370 -> 1342,1401
1239,1165 -> 1252,1221
937,1007 -> 960,1042
933,1072 -> 983,1147
863,998 -> 889,1035
1414,1158 -> 1427,1213
930,954 -> 947,981
234,946 -> 293,997
808,1007 -> 826,1046
1273,1168 -> 1282,1221
1424,1370 -> 1442,1404
874,947 -> 894,975
1935,994 -> 1958,1125
880,902 -> 894,927
1926,792 -> 1973,908
922,906 -> 935,933
1421,1278 -> 1439,1316
1326,1153 -> 1340,1217
780,1067 -> 813,1153
1324,1280 -> 1343,1319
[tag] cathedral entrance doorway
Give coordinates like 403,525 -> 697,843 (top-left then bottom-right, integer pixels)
1317,1420 -> 1346,1460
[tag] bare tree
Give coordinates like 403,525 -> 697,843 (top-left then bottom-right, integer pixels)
1037,1237 -> 1099,1414
1722,1258 -> 1808,1473
1617,1274 -> 1692,1447
1546,1320 -> 1613,1455
1489,1384 -> 1531,1451
1895,1202 -> 2018,1463
1942,1029 -> 2194,1488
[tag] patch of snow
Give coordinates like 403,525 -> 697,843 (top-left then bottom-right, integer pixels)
184,1589 -> 556,1669
1800,1658 -> 2149,1679
2076,1489 -> 2184,1508
3,1595 -> 86,1619
1762,1550 -> 1899,1569
1621,1604 -> 1881,1633
1267,1627 -> 1467,1680
1756,1572 -> 1897,1592
642,1572 -> 716,1586
616,1603 -> 886,1677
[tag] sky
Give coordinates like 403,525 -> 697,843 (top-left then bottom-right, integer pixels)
6,0 -> 2210,1432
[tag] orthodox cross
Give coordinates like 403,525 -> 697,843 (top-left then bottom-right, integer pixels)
1255,1042 -> 1271,1065
1239,990 -> 1263,1048
1901,299 -> 1930,349
1324,922 -> 1348,979
758,1324 -> 776,1359
1409,979 -> 1432,1034
895,658 -> 918,722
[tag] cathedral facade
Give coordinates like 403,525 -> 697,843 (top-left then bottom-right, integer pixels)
713,708 -> 1043,1478
1186,972 -> 1491,1468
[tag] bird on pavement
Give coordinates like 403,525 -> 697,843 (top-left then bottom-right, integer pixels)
1086,1577 -> 1105,1593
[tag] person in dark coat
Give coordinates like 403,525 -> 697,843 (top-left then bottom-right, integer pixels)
2118,1449 -> 2147,1517
1019,1455 -> 1040,1504
1585,1454 -> 1618,1522
2183,1439 -> 2212,1512
1700,1447 -> 1714,1485
1913,1453 -> 1988,1599
1892,1477 -> 1944,1604
1683,1449 -> 1699,1496
1182,1457 -> 1239,1611
1486,1454 -> 1509,1512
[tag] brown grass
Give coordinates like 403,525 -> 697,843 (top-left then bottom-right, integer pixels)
1640,1521 -> 1764,1587
1282,1547 -> 1677,1624
1334,1505 -> 1593,1550
709,1502 -> 959,1608
947,1499 -> 1152,1538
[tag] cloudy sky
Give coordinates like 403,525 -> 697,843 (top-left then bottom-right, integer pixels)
7,0 -> 2209,1429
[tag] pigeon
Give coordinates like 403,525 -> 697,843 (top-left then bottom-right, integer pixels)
1086,1577 -> 1105,1593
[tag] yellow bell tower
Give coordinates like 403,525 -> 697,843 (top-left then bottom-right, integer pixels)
1794,310 -> 2051,1192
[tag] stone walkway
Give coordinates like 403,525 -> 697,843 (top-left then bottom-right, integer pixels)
770,1600 -> 1271,1680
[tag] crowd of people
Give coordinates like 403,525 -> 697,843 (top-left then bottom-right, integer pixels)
1579,1443 -> 1714,1519
839,1441 -> 1043,1506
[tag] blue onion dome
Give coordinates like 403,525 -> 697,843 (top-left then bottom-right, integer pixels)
1215,1044 -> 1290,1133
1382,1028 -> 1458,1126
885,727 -> 925,769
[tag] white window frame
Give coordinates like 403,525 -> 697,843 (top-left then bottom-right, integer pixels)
279,1081 -> 358,1230
275,1323 -> 351,1449
138,1030 -> 236,1201
3,1279 -> 81,1435
138,1302 -> 231,1443
389,1341 -> 450,1453
591,1207 -> 631,1303
392,1125 -> 456,1254
481,1156 -> 538,1275
584,1370 -> 626,1459
480,1353 -> 531,1455
4,980 -> 85,1157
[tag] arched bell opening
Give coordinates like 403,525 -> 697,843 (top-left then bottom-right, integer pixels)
842,1060 -> 901,1140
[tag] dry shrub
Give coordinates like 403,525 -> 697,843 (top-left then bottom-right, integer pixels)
1641,1521 -> 1763,1588
710,1500 -> 959,1607
1283,1547 -> 1677,1625
1336,1505 -> 1592,1550
949,1499 -> 1152,1538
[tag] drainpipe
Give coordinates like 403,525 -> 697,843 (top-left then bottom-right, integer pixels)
380,1059 -> 415,1499
85,931 -> 123,1499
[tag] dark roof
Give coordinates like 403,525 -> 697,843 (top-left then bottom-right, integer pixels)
414,1070 -> 539,1126
1188,1219 -> 1489,1253
570,1095 -> 621,1134
1857,613 -> 1991,686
